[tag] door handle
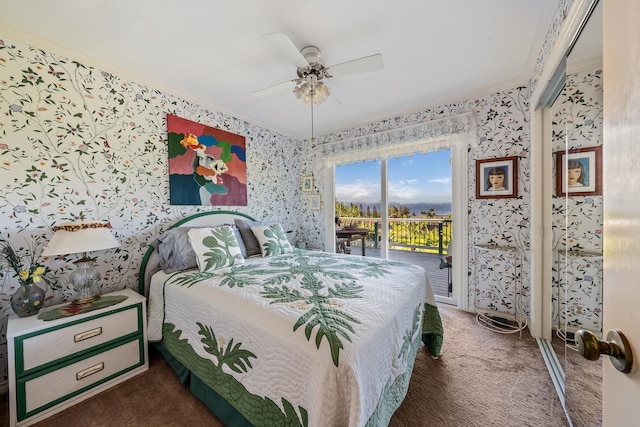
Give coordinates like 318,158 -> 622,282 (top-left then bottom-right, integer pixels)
575,329 -> 633,374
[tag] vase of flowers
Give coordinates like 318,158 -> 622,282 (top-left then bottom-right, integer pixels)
1,239 -> 47,317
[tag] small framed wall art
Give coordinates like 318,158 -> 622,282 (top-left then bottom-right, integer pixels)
555,146 -> 602,197
308,194 -> 321,210
476,156 -> 519,199
301,175 -> 314,192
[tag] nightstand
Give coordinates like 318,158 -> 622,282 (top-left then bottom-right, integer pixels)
7,289 -> 148,426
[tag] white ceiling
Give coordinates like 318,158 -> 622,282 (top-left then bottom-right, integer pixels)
0,0 -> 558,140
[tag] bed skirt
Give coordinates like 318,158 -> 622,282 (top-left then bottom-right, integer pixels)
155,342 -> 254,427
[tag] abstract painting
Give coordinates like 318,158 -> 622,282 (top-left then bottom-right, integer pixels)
167,114 -> 247,206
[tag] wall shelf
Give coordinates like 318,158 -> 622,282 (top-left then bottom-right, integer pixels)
473,245 -> 527,334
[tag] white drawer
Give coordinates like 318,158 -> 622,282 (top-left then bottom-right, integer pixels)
18,337 -> 143,420
18,305 -> 141,374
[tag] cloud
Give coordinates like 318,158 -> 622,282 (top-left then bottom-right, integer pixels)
337,177 -> 453,205
335,180 -> 381,204
430,177 -> 451,184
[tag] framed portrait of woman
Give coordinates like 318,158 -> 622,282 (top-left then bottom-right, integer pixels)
555,146 -> 602,197
476,156 -> 518,199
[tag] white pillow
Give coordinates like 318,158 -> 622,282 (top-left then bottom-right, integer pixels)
250,223 -> 294,257
188,226 -> 245,272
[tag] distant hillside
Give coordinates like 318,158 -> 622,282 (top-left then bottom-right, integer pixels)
402,202 -> 452,216
339,201 -> 452,216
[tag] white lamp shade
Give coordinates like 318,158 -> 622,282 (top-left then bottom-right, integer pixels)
42,221 -> 120,256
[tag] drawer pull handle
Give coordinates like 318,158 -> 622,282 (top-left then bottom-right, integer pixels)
74,327 -> 102,342
76,362 -> 104,381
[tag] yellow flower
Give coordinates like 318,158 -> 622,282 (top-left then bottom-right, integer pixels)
34,267 -> 46,276
19,270 -> 29,280
32,275 -> 42,283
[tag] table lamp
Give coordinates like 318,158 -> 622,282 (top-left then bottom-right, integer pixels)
42,221 -> 120,304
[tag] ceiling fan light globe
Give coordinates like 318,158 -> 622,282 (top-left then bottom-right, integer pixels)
294,81 -> 330,105
314,83 -> 331,104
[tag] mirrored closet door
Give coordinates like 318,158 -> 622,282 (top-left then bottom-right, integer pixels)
535,1 -> 602,426
560,3 -> 603,424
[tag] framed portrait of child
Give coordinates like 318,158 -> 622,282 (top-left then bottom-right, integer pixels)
476,156 -> 519,199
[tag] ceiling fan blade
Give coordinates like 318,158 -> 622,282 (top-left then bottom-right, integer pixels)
330,91 -> 342,106
327,54 -> 384,78
251,79 -> 297,98
264,33 -> 309,68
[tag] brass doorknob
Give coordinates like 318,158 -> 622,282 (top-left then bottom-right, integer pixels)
575,329 -> 633,374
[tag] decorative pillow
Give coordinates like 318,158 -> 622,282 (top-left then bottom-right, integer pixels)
155,227 -> 198,273
250,223 -> 294,257
155,224 -> 246,273
188,226 -> 245,272
234,218 -> 266,257
228,224 -> 247,258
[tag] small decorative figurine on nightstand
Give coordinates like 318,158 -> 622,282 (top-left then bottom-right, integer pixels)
1,239 -> 47,317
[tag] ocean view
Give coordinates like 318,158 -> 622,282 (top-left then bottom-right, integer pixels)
337,201 -> 452,217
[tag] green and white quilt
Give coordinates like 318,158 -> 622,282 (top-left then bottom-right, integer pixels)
148,249 -> 443,427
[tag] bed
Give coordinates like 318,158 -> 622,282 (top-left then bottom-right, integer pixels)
139,211 -> 443,427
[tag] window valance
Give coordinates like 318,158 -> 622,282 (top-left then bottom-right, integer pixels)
315,112 -> 476,166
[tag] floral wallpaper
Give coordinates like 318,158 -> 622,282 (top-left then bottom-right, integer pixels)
0,35 -> 315,379
555,252 -> 603,335
551,67 -> 603,335
474,245 -> 525,325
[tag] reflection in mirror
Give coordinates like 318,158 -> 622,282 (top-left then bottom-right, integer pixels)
560,1 -> 603,425
535,1 -> 603,426
550,56 -> 604,427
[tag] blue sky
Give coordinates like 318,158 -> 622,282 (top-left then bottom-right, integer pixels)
335,149 -> 452,205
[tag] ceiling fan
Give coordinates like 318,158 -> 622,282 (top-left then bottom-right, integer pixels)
252,33 -> 384,105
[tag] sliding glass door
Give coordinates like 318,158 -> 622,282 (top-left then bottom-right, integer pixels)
335,159 -> 381,256
334,150 -> 454,301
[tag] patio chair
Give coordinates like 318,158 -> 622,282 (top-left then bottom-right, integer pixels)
335,215 -> 352,254
439,255 -> 452,296
336,236 -> 351,254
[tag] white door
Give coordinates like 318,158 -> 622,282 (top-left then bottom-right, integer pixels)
602,1 -> 640,424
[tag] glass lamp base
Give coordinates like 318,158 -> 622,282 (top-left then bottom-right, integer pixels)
71,257 -> 102,305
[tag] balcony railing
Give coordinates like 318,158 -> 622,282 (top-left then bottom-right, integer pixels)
338,217 -> 452,255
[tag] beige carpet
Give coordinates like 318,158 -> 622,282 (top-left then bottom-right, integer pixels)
552,333 -> 602,427
1,304 -> 569,427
